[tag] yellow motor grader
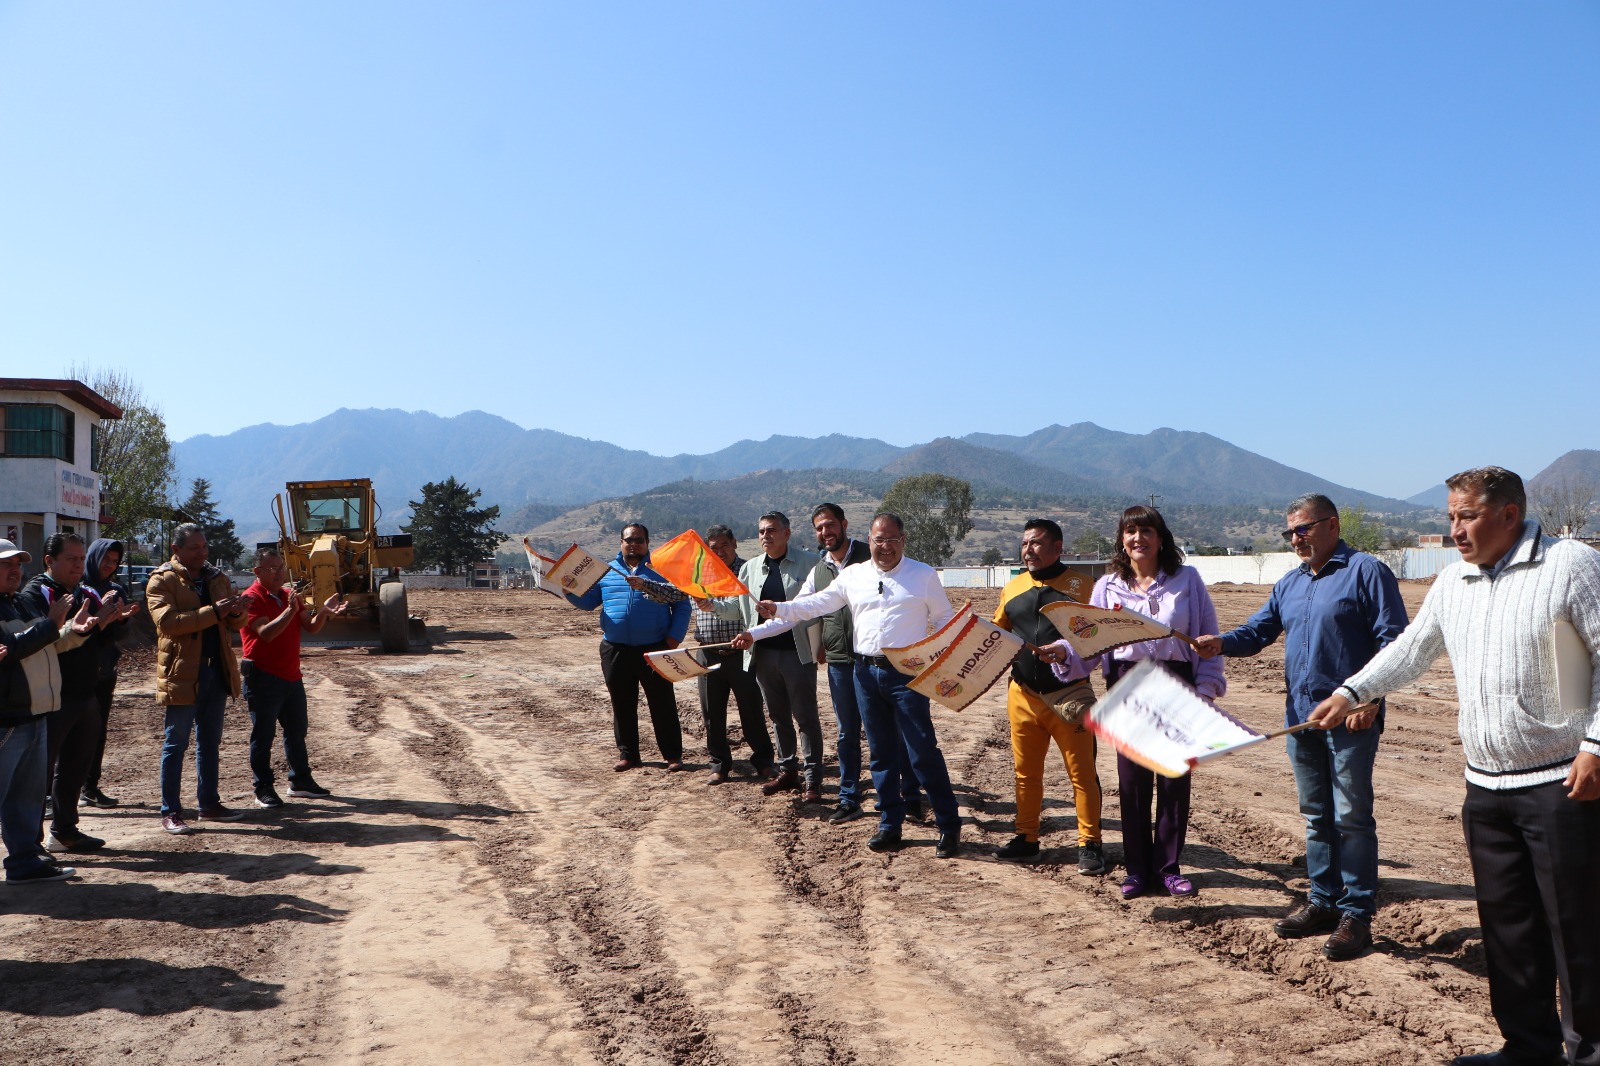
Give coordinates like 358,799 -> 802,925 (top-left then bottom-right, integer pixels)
260,478 -> 425,652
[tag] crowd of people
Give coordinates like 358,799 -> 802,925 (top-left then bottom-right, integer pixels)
565,467 -> 1599,1066
3,466 -> 1596,1066
0,523 -> 337,881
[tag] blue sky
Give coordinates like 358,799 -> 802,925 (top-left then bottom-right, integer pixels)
2,2 -> 1595,500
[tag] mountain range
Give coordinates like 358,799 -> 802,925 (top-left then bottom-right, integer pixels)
175,409 -> 1430,545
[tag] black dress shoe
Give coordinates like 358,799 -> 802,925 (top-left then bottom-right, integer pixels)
934,832 -> 961,859
904,799 -> 925,823
1322,914 -> 1372,961
1274,902 -> 1341,939
867,828 -> 903,853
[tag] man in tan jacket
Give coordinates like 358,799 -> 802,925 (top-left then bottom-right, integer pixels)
145,524 -> 247,834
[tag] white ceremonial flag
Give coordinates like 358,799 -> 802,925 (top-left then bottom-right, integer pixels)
522,538 -> 568,599
882,603 -> 973,675
1040,602 -> 1185,659
644,647 -> 720,683
528,542 -> 608,599
1086,659 -> 1266,777
906,613 -> 1026,712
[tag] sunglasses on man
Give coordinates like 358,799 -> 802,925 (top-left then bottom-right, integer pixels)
1280,515 -> 1333,542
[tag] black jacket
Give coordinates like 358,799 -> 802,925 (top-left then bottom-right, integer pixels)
0,593 -> 68,725
19,574 -> 101,702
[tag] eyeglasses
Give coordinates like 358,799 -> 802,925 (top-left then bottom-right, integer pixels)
870,536 -> 903,547
1280,516 -> 1333,542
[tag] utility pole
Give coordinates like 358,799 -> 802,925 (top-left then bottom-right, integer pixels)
1147,494 -> 1162,510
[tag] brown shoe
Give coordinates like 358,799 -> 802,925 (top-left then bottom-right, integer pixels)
613,758 -> 641,772
706,771 -> 730,786
761,770 -> 801,795
800,787 -> 823,803
1274,901 -> 1340,939
1322,914 -> 1372,961
664,760 -> 686,773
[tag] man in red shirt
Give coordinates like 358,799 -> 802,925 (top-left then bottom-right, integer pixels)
240,548 -> 344,808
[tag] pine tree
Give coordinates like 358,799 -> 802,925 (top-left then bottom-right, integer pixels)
402,477 -> 504,576
180,477 -> 245,568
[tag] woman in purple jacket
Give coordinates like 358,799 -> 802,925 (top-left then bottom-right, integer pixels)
1090,506 -> 1224,900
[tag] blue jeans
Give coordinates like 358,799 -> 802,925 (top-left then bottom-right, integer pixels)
0,717 -> 51,877
853,660 -> 960,834
243,663 -> 312,791
830,661 -> 922,810
161,665 -> 228,815
1286,722 -> 1380,919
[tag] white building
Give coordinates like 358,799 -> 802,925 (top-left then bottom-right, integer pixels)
0,378 -> 122,566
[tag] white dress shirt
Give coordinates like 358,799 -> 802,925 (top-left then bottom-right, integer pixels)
768,556 -> 953,656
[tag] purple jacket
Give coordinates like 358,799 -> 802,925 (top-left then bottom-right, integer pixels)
1079,565 -> 1226,700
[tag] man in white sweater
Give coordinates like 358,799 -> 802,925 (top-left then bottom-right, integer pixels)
1310,467 -> 1600,1066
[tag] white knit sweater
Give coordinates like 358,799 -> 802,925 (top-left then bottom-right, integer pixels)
1341,523 -> 1600,790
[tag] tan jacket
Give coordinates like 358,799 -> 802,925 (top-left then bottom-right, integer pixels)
146,559 -> 245,705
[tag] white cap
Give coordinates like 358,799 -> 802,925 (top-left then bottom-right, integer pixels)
0,538 -> 31,563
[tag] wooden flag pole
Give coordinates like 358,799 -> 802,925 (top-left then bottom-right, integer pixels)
1261,703 -> 1380,741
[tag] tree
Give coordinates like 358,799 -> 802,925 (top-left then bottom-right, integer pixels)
1070,529 -> 1114,557
180,478 -> 245,568
980,547 -> 1005,566
1338,504 -> 1387,555
879,474 -> 973,566
403,477 -> 505,575
71,366 -> 176,540
1530,477 -> 1598,537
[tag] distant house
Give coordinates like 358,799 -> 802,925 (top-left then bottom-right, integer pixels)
1417,534 -> 1449,548
471,559 -> 501,589
0,378 -> 122,567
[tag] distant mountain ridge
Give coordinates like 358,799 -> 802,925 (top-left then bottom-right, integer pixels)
175,408 -> 1431,542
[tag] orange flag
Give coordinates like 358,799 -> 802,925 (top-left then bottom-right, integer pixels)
648,530 -> 749,599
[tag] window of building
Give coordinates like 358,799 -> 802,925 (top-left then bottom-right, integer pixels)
0,404 -> 76,462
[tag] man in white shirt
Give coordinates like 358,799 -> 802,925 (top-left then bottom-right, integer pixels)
742,513 -> 964,858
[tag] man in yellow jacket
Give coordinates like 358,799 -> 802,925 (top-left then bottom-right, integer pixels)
991,519 -> 1105,874
145,523 -> 248,835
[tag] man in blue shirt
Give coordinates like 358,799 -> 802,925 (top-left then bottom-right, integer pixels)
1196,493 -> 1408,962
566,524 -> 692,772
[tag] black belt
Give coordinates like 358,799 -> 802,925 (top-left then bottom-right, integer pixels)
853,652 -> 895,670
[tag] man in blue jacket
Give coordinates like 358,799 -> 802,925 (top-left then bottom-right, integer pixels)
566,524 -> 692,771
1196,494 -> 1408,962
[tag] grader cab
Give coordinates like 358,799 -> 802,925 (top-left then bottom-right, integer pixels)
261,478 -> 425,652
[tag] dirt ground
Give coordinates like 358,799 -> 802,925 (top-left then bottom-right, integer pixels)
1,582 -> 1505,1065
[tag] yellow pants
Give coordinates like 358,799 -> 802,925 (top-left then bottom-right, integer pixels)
1007,681 -> 1101,845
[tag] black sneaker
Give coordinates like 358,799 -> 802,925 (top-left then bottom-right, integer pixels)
6,863 -> 76,884
288,780 -> 331,798
255,788 -> 284,809
1077,841 -> 1107,876
827,803 -> 865,825
81,786 -> 119,808
995,834 -> 1040,861
45,830 -> 105,853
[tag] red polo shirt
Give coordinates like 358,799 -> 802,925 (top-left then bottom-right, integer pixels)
240,580 -> 303,681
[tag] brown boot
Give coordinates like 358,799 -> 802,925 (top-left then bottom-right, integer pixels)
761,769 -> 801,795
1321,914 -> 1372,961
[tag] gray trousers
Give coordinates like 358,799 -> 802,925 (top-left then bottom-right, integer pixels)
753,646 -> 822,789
